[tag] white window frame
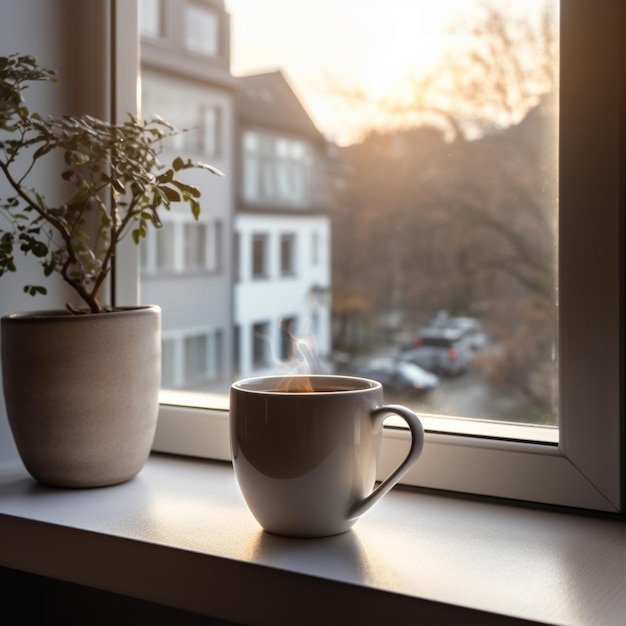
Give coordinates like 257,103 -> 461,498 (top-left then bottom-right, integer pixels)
243,131 -> 314,206
141,217 -> 221,275
116,0 -> 623,513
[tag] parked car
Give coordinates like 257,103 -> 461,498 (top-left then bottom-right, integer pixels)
399,327 -> 472,377
353,358 -> 439,395
431,314 -> 487,351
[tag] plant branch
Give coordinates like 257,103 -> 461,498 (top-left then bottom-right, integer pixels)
1,54 -> 224,313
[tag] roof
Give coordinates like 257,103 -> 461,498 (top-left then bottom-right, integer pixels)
237,71 -> 324,143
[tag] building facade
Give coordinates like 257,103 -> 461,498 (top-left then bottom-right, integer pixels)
140,1 -> 334,389
139,0 -> 236,392
233,71 -> 333,379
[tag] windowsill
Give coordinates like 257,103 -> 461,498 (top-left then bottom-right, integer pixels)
1,454 -> 625,625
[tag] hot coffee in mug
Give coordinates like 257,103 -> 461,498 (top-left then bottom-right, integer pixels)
230,374 -> 425,537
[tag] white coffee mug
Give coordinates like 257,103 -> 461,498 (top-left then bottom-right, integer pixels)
230,375 -> 425,537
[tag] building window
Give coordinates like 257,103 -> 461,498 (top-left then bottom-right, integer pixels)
280,234 -> 296,276
311,231 -> 319,265
243,131 -> 313,206
252,322 -> 270,367
280,317 -> 297,361
141,219 -> 222,275
178,106 -> 221,156
156,222 -> 176,272
201,106 -> 220,157
233,325 -> 241,375
185,3 -> 219,57
214,329 -> 224,378
210,220 -> 223,272
184,334 -> 208,385
184,223 -> 207,270
160,329 -> 225,390
233,232 -> 241,282
161,338 -> 176,388
139,0 -> 162,39
252,234 -> 269,278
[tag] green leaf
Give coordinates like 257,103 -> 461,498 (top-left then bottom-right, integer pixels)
65,150 -> 90,166
111,177 -> 125,194
23,285 -> 47,296
18,234 -> 48,258
160,186 -> 181,203
190,198 -> 201,220
33,143 -> 53,160
157,169 -> 174,183
132,226 -> 147,245
172,180 -> 202,198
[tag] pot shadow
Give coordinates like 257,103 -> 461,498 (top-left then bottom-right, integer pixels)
0,464 -> 50,496
4,475 -> 131,496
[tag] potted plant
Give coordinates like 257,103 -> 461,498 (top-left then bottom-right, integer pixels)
0,54 -> 223,487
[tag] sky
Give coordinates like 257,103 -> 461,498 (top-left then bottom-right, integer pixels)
225,0 -> 554,144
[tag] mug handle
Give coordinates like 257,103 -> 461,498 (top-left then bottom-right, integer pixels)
348,405 -> 425,519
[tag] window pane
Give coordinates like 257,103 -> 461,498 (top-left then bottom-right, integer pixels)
184,223 -> 207,270
280,317 -> 297,361
252,234 -> 268,278
280,234 -> 296,276
253,322 -> 271,367
185,4 -> 219,56
202,106 -> 220,157
156,222 -> 176,272
139,0 -> 162,38
140,0 -> 559,430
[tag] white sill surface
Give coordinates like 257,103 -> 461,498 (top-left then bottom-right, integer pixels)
1,454 -> 626,625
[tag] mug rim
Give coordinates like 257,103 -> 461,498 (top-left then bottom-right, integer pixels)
231,374 -> 381,395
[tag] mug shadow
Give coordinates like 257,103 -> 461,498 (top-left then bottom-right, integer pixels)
245,527 -> 372,585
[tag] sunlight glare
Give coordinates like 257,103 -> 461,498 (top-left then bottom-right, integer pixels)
225,0 -> 555,144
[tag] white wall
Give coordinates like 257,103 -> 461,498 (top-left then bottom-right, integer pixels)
0,0 -> 116,467
235,213 -> 331,378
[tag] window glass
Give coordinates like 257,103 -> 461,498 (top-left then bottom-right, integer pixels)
253,321 -> 271,367
184,334 -> 208,384
156,222 -> 176,272
211,220 -> 223,272
233,232 -> 241,281
280,317 -> 297,360
252,234 -> 268,278
185,3 -> 219,56
161,338 -> 176,387
140,0 -> 559,431
140,0 -> 162,38
202,106 -> 220,157
280,234 -> 296,276
243,132 -> 313,205
184,223 -> 207,270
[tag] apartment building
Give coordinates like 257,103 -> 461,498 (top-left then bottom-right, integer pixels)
139,0 -> 334,389
233,71 -> 333,379
139,0 -> 236,391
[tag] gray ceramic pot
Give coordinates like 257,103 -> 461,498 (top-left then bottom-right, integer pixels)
1,305 -> 161,488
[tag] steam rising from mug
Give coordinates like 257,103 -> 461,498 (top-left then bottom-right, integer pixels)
230,375 -> 425,537
261,323 -> 328,392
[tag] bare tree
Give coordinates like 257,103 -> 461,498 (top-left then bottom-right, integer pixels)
332,1 -> 559,418
396,1 -> 558,140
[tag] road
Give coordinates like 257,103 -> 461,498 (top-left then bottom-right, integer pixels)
387,368 -> 522,421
